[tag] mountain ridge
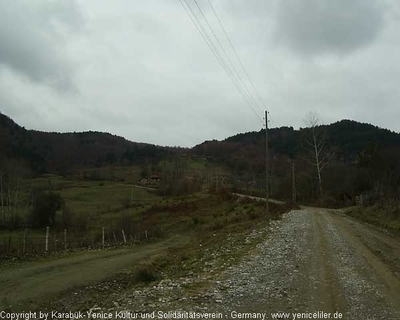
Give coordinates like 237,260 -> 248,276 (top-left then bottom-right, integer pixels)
0,112 -> 180,173
2,112 -> 400,176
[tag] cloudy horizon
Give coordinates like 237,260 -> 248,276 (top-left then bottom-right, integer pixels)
1,0 -> 400,147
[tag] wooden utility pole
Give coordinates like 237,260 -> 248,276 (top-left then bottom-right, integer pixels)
291,161 -> 296,203
265,110 -> 269,215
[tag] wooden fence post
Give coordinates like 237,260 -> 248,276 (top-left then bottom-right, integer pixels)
45,226 -> 49,252
64,229 -> 67,250
102,227 -> 105,249
145,230 -> 148,240
8,235 -> 12,253
22,228 -> 26,254
122,229 -> 127,243
113,230 -> 117,243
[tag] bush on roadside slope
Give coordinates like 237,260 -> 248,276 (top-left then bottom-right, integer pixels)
345,203 -> 400,233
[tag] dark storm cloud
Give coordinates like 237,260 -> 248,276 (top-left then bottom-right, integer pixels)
0,0 -> 83,90
275,0 -> 385,56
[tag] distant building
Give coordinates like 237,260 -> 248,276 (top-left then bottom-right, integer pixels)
140,175 -> 161,186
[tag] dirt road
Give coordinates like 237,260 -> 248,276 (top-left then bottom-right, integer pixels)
111,208 -> 399,319
1,209 -> 399,320
187,209 -> 400,319
0,236 -> 188,311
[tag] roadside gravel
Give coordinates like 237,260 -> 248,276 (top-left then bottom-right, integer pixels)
106,209 -> 400,320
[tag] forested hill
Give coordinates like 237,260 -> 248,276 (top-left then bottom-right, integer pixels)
2,111 -> 400,196
193,119 -> 400,172
192,119 -> 400,205
0,112 -> 180,173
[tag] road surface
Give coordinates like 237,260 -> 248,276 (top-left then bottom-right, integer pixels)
1,208 -> 399,320
0,236 -> 188,311
190,208 -> 400,319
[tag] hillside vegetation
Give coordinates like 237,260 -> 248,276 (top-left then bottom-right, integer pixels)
1,112 -> 400,233
194,119 -> 400,207
0,112 -> 182,174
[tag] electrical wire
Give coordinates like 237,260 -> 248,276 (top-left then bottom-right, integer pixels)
193,0 -> 263,115
207,0 -> 267,112
187,0 -> 262,121
178,0 -> 263,123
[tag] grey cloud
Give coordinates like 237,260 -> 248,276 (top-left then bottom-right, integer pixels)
275,0 -> 385,56
0,0 -> 84,90
1,0 -> 400,147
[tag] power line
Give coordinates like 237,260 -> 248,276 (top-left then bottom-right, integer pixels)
207,0 -> 267,112
186,0 -> 241,98
187,0 -> 262,121
193,0 -> 263,115
178,0 -> 263,123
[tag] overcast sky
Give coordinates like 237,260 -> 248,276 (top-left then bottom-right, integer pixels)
1,0 -> 400,147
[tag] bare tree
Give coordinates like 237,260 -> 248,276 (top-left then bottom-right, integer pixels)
302,111 -> 335,196
0,159 -> 29,225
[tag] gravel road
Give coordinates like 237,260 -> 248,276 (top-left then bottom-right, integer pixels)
7,208 -> 397,319
115,209 -> 400,320
195,209 -> 400,319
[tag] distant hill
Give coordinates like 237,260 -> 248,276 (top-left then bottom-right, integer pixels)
2,112 -> 400,205
0,112 -> 181,174
192,119 -> 400,205
193,119 -> 400,172
3,111 -> 400,176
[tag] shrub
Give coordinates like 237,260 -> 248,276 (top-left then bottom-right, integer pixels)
192,216 -> 201,225
73,212 -> 89,234
30,191 -> 64,228
136,264 -> 160,283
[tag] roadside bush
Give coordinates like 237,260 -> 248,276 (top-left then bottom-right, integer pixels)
192,216 -> 202,226
115,213 -> 138,236
136,263 -> 160,283
211,221 -> 224,231
61,205 -> 75,228
73,212 -> 89,234
157,178 -> 202,197
9,213 -> 23,230
149,225 -> 165,239
247,210 -> 260,220
30,191 -> 64,228
315,194 -> 342,208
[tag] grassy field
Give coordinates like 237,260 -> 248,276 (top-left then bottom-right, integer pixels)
0,167 -> 163,256
0,163 -> 298,310
0,162 -> 292,258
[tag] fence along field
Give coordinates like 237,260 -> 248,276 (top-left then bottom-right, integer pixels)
0,225 -> 155,257
0,172 -> 162,258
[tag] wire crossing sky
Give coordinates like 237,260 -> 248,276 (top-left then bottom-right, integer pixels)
179,0 -> 264,123
207,0 -> 267,113
0,0 -> 399,147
